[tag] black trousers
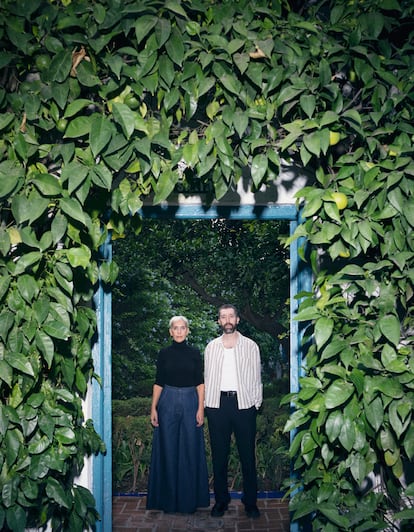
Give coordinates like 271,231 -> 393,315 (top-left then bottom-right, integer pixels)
206,395 -> 257,505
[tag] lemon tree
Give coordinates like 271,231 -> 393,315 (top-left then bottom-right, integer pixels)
0,0 -> 413,530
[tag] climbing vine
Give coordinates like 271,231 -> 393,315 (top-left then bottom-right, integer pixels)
0,0 -> 413,529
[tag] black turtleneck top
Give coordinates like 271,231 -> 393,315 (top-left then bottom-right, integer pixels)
154,340 -> 204,387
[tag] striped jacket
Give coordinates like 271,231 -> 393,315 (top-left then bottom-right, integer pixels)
204,332 -> 263,410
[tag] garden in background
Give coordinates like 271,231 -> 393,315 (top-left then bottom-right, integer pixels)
111,219 -> 291,494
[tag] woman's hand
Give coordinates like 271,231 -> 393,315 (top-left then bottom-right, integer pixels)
151,408 -> 159,427
196,407 -> 204,427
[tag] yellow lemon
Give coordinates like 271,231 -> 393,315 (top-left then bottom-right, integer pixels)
329,131 -> 341,146
331,192 -> 348,210
339,250 -> 350,258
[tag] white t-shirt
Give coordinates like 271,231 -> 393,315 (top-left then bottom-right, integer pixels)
220,347 -> 238,391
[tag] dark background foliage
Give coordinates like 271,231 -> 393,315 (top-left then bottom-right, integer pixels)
112,218 -> 290,399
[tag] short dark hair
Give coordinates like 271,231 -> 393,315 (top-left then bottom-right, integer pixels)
218,304 -> 239,317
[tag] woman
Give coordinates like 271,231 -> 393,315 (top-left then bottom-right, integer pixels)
146,316 -> 210,513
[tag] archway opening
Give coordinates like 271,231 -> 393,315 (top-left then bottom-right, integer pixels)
91,197 -> 311,532
112,216 -> 291,495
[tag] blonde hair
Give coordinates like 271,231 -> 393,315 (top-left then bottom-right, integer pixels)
169,315 -> 189,329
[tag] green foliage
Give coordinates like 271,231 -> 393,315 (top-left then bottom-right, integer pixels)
0,0 -> 413,528
112,410 -> 154,493
113,397 -> 154,417
280,1 -> 414,528
112,396 -> 290,493
112,219 -> 289,399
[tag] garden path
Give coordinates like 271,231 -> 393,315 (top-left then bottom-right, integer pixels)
112,495 -> 290,531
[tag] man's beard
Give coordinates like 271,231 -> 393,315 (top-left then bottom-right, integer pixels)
222,324 -> 237,334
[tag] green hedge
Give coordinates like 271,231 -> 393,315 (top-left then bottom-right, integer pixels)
112,396 -> 290,494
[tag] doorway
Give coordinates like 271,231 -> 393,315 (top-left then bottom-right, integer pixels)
91,202 -> 311,532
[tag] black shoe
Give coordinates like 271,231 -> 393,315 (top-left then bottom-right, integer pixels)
211,502 -> 228,517
245,504 -> 260,519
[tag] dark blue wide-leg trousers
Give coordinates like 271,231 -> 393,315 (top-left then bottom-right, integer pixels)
147,385 -> 210,513
206,395 -> 257,506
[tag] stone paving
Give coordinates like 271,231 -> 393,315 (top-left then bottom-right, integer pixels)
113,495 -> 290,532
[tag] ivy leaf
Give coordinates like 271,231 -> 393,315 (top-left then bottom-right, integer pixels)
75,367 -> 87,394
32,174 -> 62,196
314,316 -> 333,349
164,0 -> 188,18
165,27 -> 184,66
6,504 -> 26,531
350,453 -> 368,485
303,131 -> 321,156
0,161 -> 24,198
380,427 -> 397,454
46,49 -> 72,82
220,74 -> 242,96
233,52 -> 249,74
155,18 -> 172,47
0,112 -> 15,131
11,195 -> 49,224
4,428 -> 24,467
182,142 -> 199,168
339,417 -> 355,451
5,353 -> 34,376
12,252 -> 43,276
76,60 -> 100,87
43,320 -> 70,341
0,360 -> 13,387
319,57 -> 331,86
51,213 -> 68,244
46,477 -> 71,509
295,306 -> 320,321
91,164 -> 113,190
112,103 -> 135,139
321,339 -> 349,362
403,425 -> 414,460
59,197 -> 87,225
379,314 -> 400,346
276,85 -> 303,107
35,330 -> 54,368
251,154 -> 268,187
319,505 -> 350,528
153,168 -> 178,204
404,199 -> 414,228
64,116 -> 91,138
371,375 -> 403,399
64,99 -> 94,118
28,435 -> 50,455
90,114 -> 113,157
299,143 -> 312,167
159,54 -> 175,87
66,245 -> 92,269
134,15 -> 158,45
55,427 -> 76,444
300,94 -> 316,118
325,410 -> 343,442
325,380 -> 354,409
389,401 -> 406,439
16,274 -> 39,303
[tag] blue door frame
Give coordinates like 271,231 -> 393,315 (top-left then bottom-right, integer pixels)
91,203 -> 311,532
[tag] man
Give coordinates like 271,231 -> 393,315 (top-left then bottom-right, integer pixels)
204,304 -> 263,519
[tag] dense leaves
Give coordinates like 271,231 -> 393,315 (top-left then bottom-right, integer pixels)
0,0 -> 413,529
